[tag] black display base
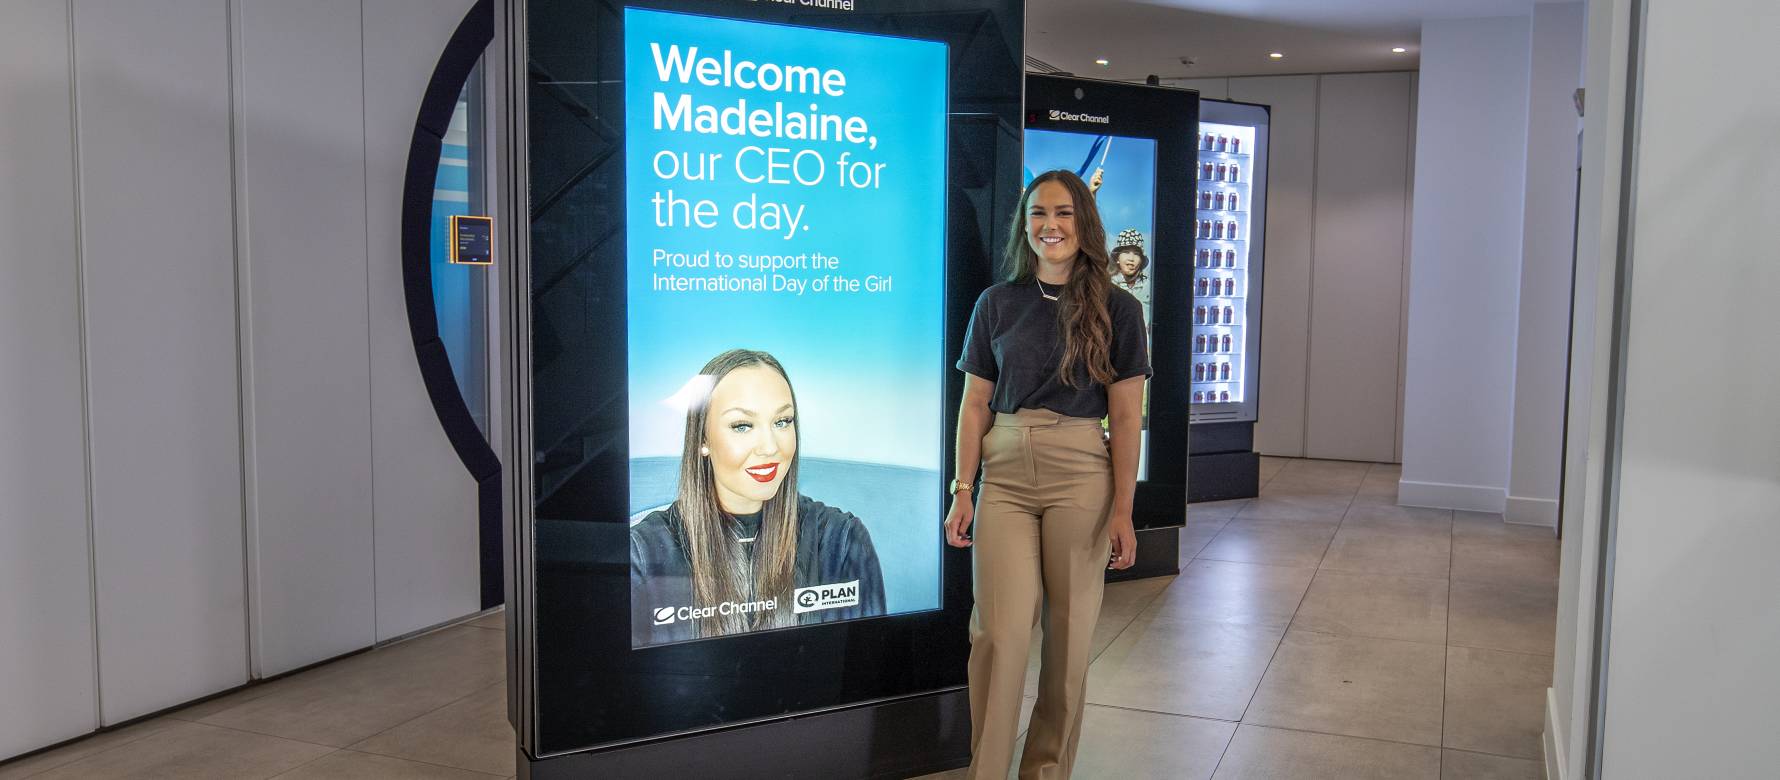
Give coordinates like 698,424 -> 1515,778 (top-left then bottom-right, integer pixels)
517,688 -> 970,780
1188,421 -> 1260,503
1105,526 -> 1181,583
1188,451 -> 1261,502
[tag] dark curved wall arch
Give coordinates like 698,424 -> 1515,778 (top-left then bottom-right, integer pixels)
400,0 -> 501,608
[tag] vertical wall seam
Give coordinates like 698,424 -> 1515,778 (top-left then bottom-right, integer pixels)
1300,74 -> 1321,459
358,0 -> 380,643
1395,73 -> 1416,464
226,0 -> 263,679
1502,15 -> 1538,500
224,0 -> 258,681
1586,0 -> 1647,774
64,0 -> 104,729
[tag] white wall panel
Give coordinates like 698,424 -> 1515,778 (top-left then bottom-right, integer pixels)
1599,0 -> 1780,774
0,0 -> 100,757
1304,73 -> 1414,463
1505,2 -> 1584,528
1401,17 -> 1531,510
363,0 -> 483,641
72,0 -> 250,723
1227,75 -> 1317,457
236,0 -> 377,676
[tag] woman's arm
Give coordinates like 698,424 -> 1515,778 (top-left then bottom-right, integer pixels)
944,374 -> 995,547
1105,375 -> 1145,569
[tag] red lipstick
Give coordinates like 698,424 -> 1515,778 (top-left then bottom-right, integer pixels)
744,462 -> 780,483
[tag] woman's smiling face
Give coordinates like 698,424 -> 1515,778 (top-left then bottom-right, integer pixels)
1025,180 -> 1079,265
703,365 -> 797,514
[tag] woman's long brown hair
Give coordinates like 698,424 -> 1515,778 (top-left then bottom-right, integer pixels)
1002,170 -> 1117,386
676,349 -> 800,636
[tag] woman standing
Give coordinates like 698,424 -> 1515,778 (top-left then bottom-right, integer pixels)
945,170 -> 1150,778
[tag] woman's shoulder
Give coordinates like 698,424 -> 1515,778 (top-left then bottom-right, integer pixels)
978,280 -> 1031,304
1105,284 -> 1144,315
629,506 -> 682,551
796,495 -> 872,537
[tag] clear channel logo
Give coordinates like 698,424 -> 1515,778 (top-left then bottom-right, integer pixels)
793,580 -> 861,614
1047,108 -> 1111,125
651,599 -> 778,626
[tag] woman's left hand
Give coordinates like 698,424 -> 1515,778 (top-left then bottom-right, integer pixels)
1107,514 -> 1137,570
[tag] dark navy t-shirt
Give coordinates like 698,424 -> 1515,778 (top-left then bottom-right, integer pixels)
956,280 -> 1152,418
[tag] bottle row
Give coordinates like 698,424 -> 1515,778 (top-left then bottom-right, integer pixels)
1193,389 -> 1233,404
1195,277 -> 1239,298
1196,218 -> 1241,241
1194,333 -> 1236,354
1195,304 -> 1237,325
1197,132 -> 1244,154
1196,160 -> 1242,183
1196,189 -> 1241,212
1194,361 -> 1235,383
1196,247 -> 1240,268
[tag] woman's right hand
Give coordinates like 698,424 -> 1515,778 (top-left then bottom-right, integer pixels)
944,494 -> 975,547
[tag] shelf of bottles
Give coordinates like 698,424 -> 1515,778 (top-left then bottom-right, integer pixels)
1191,121 -> 1254,408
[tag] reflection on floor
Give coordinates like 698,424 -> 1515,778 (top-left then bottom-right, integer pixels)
0,457 -> 1557,780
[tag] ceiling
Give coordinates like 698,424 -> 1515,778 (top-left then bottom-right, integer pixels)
1027,0 -> 1549,80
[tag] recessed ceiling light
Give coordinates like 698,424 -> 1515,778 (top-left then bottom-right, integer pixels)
1268,52 -> 1284,59
1392,47 -> 1408,54
1095,58 -> 1109,66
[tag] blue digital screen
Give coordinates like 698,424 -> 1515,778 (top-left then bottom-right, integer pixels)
622,8 -> 948,647
1024,128 -> 1159,477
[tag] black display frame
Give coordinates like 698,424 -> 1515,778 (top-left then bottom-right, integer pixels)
1023,74 -> 1197,531
511,0 -> 1025,764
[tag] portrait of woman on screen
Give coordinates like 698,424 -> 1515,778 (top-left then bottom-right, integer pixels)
630,349 -> 886,644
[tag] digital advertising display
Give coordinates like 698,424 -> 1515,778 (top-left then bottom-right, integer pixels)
622,8 -> 948,648
1023,128 -> 1159,477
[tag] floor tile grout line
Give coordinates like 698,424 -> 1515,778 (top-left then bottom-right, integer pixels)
1081,701 -> 1240,726
261,747 -> 342,780
1222,475 -> 1354,728
344,679 -> 497,750
0,720 -> 175,780
1227,720 -> 1545,760
324,748 -> 510,779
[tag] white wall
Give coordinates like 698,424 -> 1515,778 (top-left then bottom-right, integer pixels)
1399,15 -> 1532,512
74,0 -> 250,723
1505,2 -> 1585,529
1190,73 -> 1418,462
1225,76 -> 1316,458
235,0 -> 379,678
0,0 -> 487,758
1592,0 -> 1780,775
1305,73 -> 1415,463
0,0 -> 100,759
1548,0 -> 1634,772
364,0 -> 486,642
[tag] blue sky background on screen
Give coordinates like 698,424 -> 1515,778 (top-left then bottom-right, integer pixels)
623,9 -> 947,470
1024,129 -> 1158,259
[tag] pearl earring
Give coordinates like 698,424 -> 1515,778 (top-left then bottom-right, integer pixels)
700,445 -> 710,457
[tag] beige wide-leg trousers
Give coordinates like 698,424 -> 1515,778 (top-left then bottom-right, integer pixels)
966,408 -> 1113,780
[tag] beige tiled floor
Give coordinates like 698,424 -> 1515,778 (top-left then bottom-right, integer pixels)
0,623 -> 514,780
2,457 -> 1558,780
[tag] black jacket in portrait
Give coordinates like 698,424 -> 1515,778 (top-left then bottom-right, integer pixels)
629,495 -> 886,645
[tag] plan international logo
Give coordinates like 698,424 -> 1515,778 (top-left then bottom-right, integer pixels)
793,580 -> 861,614
1047,109 -> 1111,125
